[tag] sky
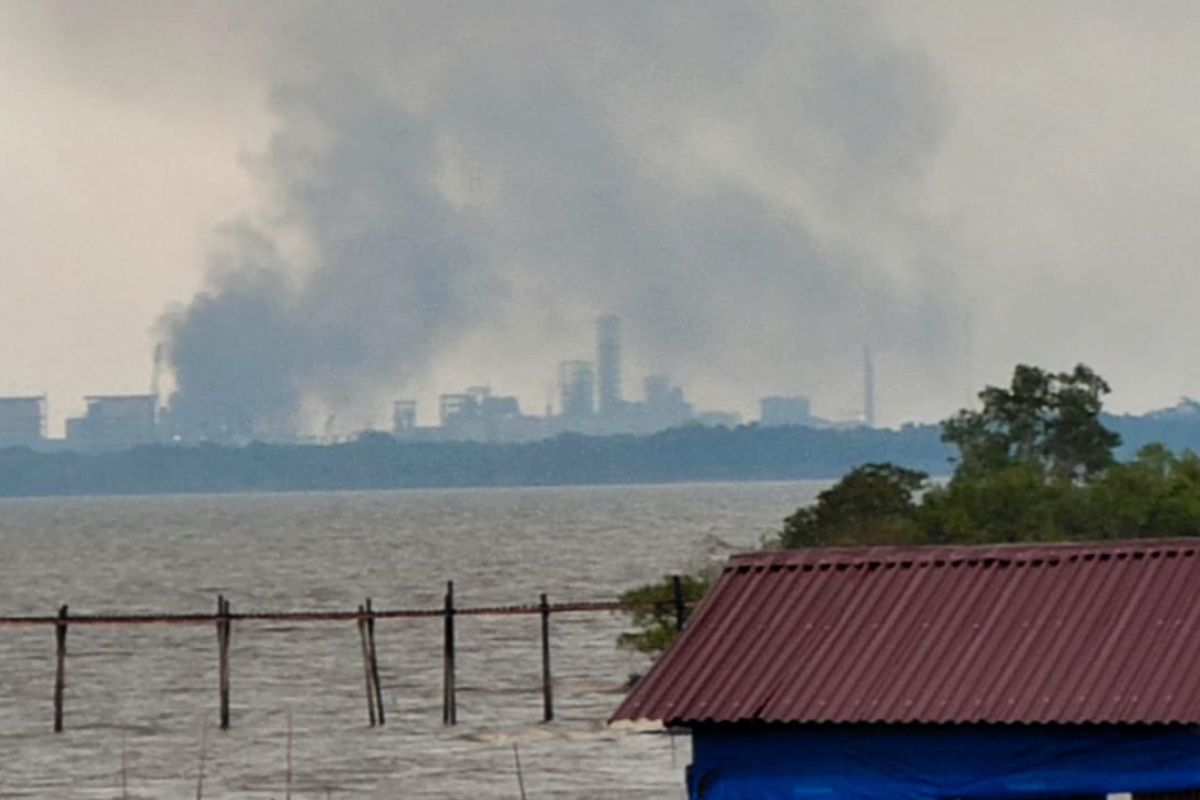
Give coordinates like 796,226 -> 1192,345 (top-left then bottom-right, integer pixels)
3,2 -> 1200,436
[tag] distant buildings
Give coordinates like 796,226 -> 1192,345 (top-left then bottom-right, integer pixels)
12,313 -> 878,452
0,392 -> 160,452
392,386 -> 542,443
432,386 -> 531,441
757,394 -> 865,431
391,313 -> 744,443
65,395 -> 156,451
392,400 -> 417,433
640,374 -> 693,430
759,345 -> 878,430
559,360 -> 596,421
760,395 -> 813,427
0,396 -> 45,448
596,314 -> 622,417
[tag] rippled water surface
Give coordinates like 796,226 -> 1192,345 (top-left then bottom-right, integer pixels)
0,481 -> 823,798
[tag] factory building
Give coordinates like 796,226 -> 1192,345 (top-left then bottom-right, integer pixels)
392,400 -> 417,433
641,374 -> 693,430
439,387 -> 521,426
596,314 -> 622,417
559,361 -> 596,421
430,387 -> 529,442
760,395 -> 813,427
389,311 -> 743,443
0,396 -> 46,448
439,393 -> 478,427
65,395 -> 157,452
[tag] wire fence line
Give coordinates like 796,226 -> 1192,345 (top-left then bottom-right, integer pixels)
0,598 -> 639,627
1,576 -> 691,733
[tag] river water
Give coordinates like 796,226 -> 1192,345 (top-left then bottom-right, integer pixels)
0,481 -> 822,799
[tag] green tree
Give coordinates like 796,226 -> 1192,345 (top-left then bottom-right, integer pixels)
1088,444 -> 1200,539
617,573 -> 713,657
917,364 -> 1124,544
779,463 -> 928,548
942,364 -> 1120,481
918,465 -> 1094,544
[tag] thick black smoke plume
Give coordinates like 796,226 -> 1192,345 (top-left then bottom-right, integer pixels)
161,1 -> 955,438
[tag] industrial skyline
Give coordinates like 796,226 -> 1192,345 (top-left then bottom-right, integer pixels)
9,5 -> 1200,446
0,314 -> 877,451
379,313 -> 870,445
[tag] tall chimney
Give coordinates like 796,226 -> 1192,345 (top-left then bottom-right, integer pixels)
596,314 -> 622,417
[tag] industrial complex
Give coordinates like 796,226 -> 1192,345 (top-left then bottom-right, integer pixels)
387,314 -> 859,444
0,314 -> 874,452
388,315 -> 741,444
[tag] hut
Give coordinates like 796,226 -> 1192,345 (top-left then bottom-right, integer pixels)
613,539 -> 1200,799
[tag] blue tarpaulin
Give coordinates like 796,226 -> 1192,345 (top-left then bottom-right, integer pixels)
689,725 -> 1200,799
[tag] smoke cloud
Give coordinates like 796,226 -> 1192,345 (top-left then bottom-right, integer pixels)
150,1 -> 957,436
162,74 -> 495,438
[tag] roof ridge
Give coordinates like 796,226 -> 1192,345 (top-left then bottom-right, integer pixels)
731,538 -> 1200,568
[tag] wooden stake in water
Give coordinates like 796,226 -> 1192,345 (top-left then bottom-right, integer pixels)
285,711 -> 293,800
121,731 -> 129,799
216,596 -> 232,730
366,597 -> 385,726
512,742 -> 528,800
672,575 -> 686,632
539,593 -> 553,723
53,604 -> 68,733
195,716 -> 209,800
356,605 -> 377,727
442,581 -> 457,726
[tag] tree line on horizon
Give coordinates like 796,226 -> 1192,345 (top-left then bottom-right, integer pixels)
0,418 -> 953,497
3,375 -> 1200,498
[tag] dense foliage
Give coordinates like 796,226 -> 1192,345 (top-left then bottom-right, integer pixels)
780,365 -> 1200,548
942,364 -> 1119,481
779,463 -> 926,548
919,447 -> 1200,544
621,364 -> 1200,656
0,424 -> 952,497
616,573 -> 714,656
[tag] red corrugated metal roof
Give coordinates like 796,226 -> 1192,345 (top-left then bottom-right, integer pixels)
613,539 -> 1200,726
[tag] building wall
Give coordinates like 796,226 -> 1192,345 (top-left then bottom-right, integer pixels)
0,397 -> 44,447
559,361 -> 595,420
67,395 -> 156,451
760,395 -> 812,427
393,400 -> 417,433
596,314 -> 622,416
688,725 -> 1200,800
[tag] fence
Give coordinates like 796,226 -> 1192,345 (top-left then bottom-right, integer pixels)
0,576 -> 690,733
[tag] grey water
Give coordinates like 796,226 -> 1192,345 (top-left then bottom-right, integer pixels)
0,481 -> 823,799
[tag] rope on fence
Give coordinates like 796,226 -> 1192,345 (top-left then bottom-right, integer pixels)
0,598 -> 666,627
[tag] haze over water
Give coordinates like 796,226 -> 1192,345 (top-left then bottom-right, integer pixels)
0,481 -> 822,798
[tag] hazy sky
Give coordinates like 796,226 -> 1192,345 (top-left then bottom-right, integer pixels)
4,2 -> 1200,435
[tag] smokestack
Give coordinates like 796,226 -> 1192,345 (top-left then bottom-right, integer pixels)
596,314 -> 622,417
863,344 -> 876,428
